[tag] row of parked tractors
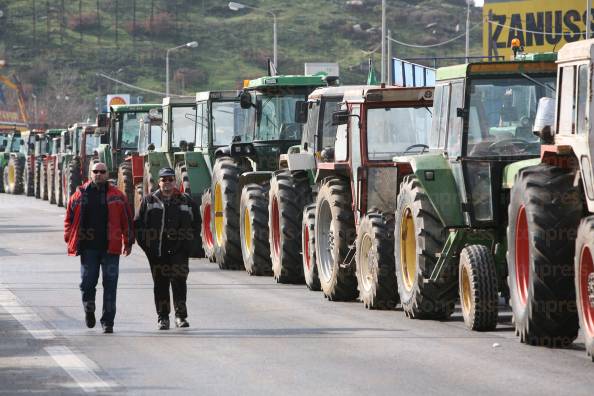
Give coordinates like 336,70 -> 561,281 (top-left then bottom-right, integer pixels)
2,38 -> 594,361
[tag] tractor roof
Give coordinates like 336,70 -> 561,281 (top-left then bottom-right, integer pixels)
110,104 -> 160,113
308,85 -> 368,101
343,86 -> 434,103
196,90 -> 241,102
246,74 -> 327,90
45,128 -> 65,136
162,97 -> 194,106
558,39 -> 594,63
436,52 -> 558,81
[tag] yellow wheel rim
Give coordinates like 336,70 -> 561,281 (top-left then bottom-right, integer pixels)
244,207 -> 252,253
8,165 -> 15,186
461,264 -> 473,315
400,207 -> 417,292
214,183 -> 224,245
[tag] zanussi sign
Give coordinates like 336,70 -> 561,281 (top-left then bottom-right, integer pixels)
483,0 -> 593,59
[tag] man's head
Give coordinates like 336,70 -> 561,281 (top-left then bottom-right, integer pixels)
158,167 -> 176,196
91,162 -> 108,186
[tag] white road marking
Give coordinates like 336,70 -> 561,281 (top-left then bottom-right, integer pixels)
0,285 -> 113,393
45,346 -> 111,393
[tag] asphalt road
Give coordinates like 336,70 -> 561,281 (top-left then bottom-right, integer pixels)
0,192 -> 593,395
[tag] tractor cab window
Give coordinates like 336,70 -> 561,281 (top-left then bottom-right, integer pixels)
255,94 -> 304,141
302,101 -> 320,150
84,134 -> 101,156
10,136 -> 22,152
120,112 -> 146,150
211,101 -> 252,146
320,99 -> 341,151
466,75 -> 555,157
171,106 -> 196,149
366,106 -> 432,160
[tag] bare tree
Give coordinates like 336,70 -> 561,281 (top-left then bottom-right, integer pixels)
38,69 -> 93,127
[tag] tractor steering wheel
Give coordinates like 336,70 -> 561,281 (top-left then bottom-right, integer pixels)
404,144 -> 429,153
487,138 -> 530,154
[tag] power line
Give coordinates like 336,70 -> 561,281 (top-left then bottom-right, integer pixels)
95,72 -> 194,98
487,19 -> 586,36
388,23 -> 481,48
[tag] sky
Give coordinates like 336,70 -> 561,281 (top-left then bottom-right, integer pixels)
474,0 -> 484,6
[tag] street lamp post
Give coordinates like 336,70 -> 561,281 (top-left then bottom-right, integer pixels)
166,41 -> 198,97
229,2 -> 278,70
465,0 -> 471,62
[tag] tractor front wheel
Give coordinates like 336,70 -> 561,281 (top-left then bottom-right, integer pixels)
24,158 -> 34,196
240,183 -> 272,276
200,189 -> 216,262
4,157 -> 25,194
67,158 -> 82,201
356,212 -> 398,309
458,245 -> 498,331
507,164 -> 580,347
302,204 -> 320,291
48,161 -> 56,204
118,161 -> 134,213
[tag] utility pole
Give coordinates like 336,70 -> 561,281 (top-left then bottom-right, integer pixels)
387,29 -> 392,86
465,0 -> 470,62
588,0 -> 592,39
381,0 -> 386,84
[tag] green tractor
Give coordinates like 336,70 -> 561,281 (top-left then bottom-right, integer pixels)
1,131 -> 27,194
95,103 -> 159,202
210,74 -> 328,271
391,54 -> 557,330
506,39 -> 594,356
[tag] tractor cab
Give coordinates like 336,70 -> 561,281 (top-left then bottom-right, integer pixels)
138,110 -> 163,154
416,54 -> 557,229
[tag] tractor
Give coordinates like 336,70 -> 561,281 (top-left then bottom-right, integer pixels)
34,129 -> 64,200
1,131 -> 26,194
506,38 -> 594,358
45,133 -> 64,205
309,86 -> 434,308
211,74 -> 328,271
95,103 -> 159,202
391,54 -> 557,331
266,85 -> 350,287
22,130 -> 45,197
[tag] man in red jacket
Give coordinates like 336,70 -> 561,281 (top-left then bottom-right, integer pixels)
64,162 -> 134,334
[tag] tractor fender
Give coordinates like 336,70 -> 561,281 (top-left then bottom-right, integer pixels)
239,171 -> 273,190
394,153 -> 465,228
501,158 -> 542,189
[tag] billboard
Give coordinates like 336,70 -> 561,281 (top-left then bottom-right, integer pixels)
483,0 -> 592,59
106,94 -> 130,106
0,76 -> 27,130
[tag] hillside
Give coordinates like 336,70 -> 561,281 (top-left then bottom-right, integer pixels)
0,0 -> 483,126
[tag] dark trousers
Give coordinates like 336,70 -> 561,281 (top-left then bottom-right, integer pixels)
80,249 -> 119,326
148,253 -> 189,319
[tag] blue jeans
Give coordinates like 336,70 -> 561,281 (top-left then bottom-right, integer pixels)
79,249 -> 120,326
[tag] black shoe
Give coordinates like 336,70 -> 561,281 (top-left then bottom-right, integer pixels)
85,312 -> 96,329
158,317 -> 170,330
175,317 -> 189,328
102,324 -> 113,334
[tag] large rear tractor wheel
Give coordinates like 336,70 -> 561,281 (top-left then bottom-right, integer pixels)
356,212 -> 398,310
4,157 -> 25,195
48,161 -> 56,205
200,189 -> 216,262
394,176 -> 456,319
302,204 -> 321,291
117,161 -> 134,213
574,216 -> 594,361
269,171 -> 311,283
55,162 -> 64,207
212,157 -> 243,270
67,158 -> 82,201
176,163 -> 192,195
507,164 -> 580,347
24,158 -> 34,196
315,178 -> 358,301
240,183 -> 272,276
34,160 -> 41,198
0,165 -> 4,193
40,162 -> 48,200
459,245 -> 499,331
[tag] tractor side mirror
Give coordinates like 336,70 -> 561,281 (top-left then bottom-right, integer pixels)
148,108 -> 162,121
94,127 -> 108,136
456,108 -> 468,118
20,140 -> 25,145
148,143 -> 155,151
294,101 -> 308,124
96,113 -> 109,128
332,110 -> 349,126
320,146 -> 335,162
239,91 -> 253,109
533,97 -> 555,144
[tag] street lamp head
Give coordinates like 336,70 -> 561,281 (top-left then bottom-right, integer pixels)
228,2 -> 246,11
186,41 -> 198,48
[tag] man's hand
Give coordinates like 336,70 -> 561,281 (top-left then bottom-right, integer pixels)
123,245 -> 132,256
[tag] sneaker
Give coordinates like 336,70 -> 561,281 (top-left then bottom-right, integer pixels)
102,324 -> 113,334
158,317 -> 170,330
85,312 -> 96,329
175,317 -> 189,328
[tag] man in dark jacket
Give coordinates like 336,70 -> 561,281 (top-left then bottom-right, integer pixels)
135,167 -> 202,330
64,162 -> 134,334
